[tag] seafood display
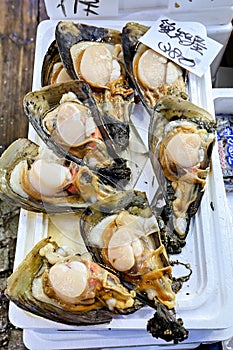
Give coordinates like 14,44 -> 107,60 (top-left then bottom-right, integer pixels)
0,138 -> 117,213
2,20 -> 220,345
5,237 -> 141,326
149,96 -> 216,250
23,80 -> 132,188
122,22 -> 188,117
80,190 -> 188,342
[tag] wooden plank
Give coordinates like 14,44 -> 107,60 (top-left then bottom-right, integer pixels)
39,0 -> 49,22
0,0 -> 48,155
0,2 -> 48,348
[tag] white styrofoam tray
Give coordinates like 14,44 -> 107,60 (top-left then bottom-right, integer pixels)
213,88 -> 233,350
23,325 -> 233,350
8,19 -> 233,347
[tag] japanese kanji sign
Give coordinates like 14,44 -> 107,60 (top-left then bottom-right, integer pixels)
45,0 -> 118,19
139,17 -> 223,77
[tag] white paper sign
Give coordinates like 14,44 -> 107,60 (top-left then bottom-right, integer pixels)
139,17 -> 223,77
44,0 -> 119,19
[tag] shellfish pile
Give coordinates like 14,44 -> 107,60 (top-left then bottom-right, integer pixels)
1,21 -> 216,344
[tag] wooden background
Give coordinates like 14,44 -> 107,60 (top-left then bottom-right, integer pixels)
0,2 -> 48,349
0,0 -> 48,156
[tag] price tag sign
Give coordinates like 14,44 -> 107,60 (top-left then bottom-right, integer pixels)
139,17 -> 223,77
45,0 -> 119,19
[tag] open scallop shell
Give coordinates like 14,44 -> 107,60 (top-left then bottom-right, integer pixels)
122,22 -> 188,118
55,21 -> 123,82
5,237 -> 141,326
80,189 -> 189,343
0,138 -> 117,213
23,80 -> 132,188
148,96 -> 216,245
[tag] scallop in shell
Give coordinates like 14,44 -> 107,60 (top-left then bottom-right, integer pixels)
0,138 -> 117,213
149,96 -> 216,246
122,22 -> 188,117
5,238 -> 141,326
23,80 -> 131,188
80,190 -> 188,343
55,21 -> 127,89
